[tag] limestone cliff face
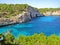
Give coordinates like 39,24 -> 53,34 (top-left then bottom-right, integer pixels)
0,6 -> 43,26
43,10 -> 60,16
17,6 -> 44,23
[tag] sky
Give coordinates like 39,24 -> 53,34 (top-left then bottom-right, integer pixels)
0,0 -> 60,8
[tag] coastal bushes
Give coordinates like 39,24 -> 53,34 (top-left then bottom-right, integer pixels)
0,32 -> 60,45
0,4 -> 60,18
0,4 -> 28,18
38,8 -> 60,14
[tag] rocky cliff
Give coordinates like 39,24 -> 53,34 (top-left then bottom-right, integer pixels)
0,6 -> 43,26
43,10 -> 60,16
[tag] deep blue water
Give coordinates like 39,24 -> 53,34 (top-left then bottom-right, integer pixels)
0,16 -> 60,37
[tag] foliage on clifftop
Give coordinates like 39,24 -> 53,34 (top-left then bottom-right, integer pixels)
38,8 -> 60,14
0,32 -> 60,45
0,4 -> 29,18
0,4 -> 60,18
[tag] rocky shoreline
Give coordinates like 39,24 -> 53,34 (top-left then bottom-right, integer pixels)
0,6 -> 60,26
43,10 -> 60,16
0,6 -> 44,26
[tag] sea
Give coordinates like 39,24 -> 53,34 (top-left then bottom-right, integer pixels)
0,16 -> 60,37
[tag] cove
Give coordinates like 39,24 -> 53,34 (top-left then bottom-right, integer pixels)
0,16 -> 60,37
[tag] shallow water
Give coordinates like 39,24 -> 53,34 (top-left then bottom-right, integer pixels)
0,16 -> 60,37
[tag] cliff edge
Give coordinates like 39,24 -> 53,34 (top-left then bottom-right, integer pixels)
43,10 -> 60,16
0,6 -> 44,26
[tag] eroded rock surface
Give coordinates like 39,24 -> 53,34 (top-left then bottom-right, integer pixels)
43,10 -> 60,16
0,6 -> 44,26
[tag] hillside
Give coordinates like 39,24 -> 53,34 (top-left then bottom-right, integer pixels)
0,4 -> 43,26
0,4 -> 29,18
38,8 -> 60,16
0,4 -> 60,26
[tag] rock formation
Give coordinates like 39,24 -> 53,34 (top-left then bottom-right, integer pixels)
43,10 -> 60,16
17,6 -> 43,23
0,6 -> 44,26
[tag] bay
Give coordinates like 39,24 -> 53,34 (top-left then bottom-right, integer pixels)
0,16 -> 60,37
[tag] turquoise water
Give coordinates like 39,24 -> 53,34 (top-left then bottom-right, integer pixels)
0,16 -> 60,37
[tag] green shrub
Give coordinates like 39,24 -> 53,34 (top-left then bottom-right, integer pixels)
0,32 -> 60,45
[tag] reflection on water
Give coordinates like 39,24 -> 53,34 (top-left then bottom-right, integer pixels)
0,16 -> 60,37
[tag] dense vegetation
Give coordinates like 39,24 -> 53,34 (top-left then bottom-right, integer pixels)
0,4 -> 60,18
0,32 -> 60,45
38,8 -> 60,14
0,4 -> 28,18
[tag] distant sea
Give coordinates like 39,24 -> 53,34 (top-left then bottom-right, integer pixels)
0,16 -> 60,37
